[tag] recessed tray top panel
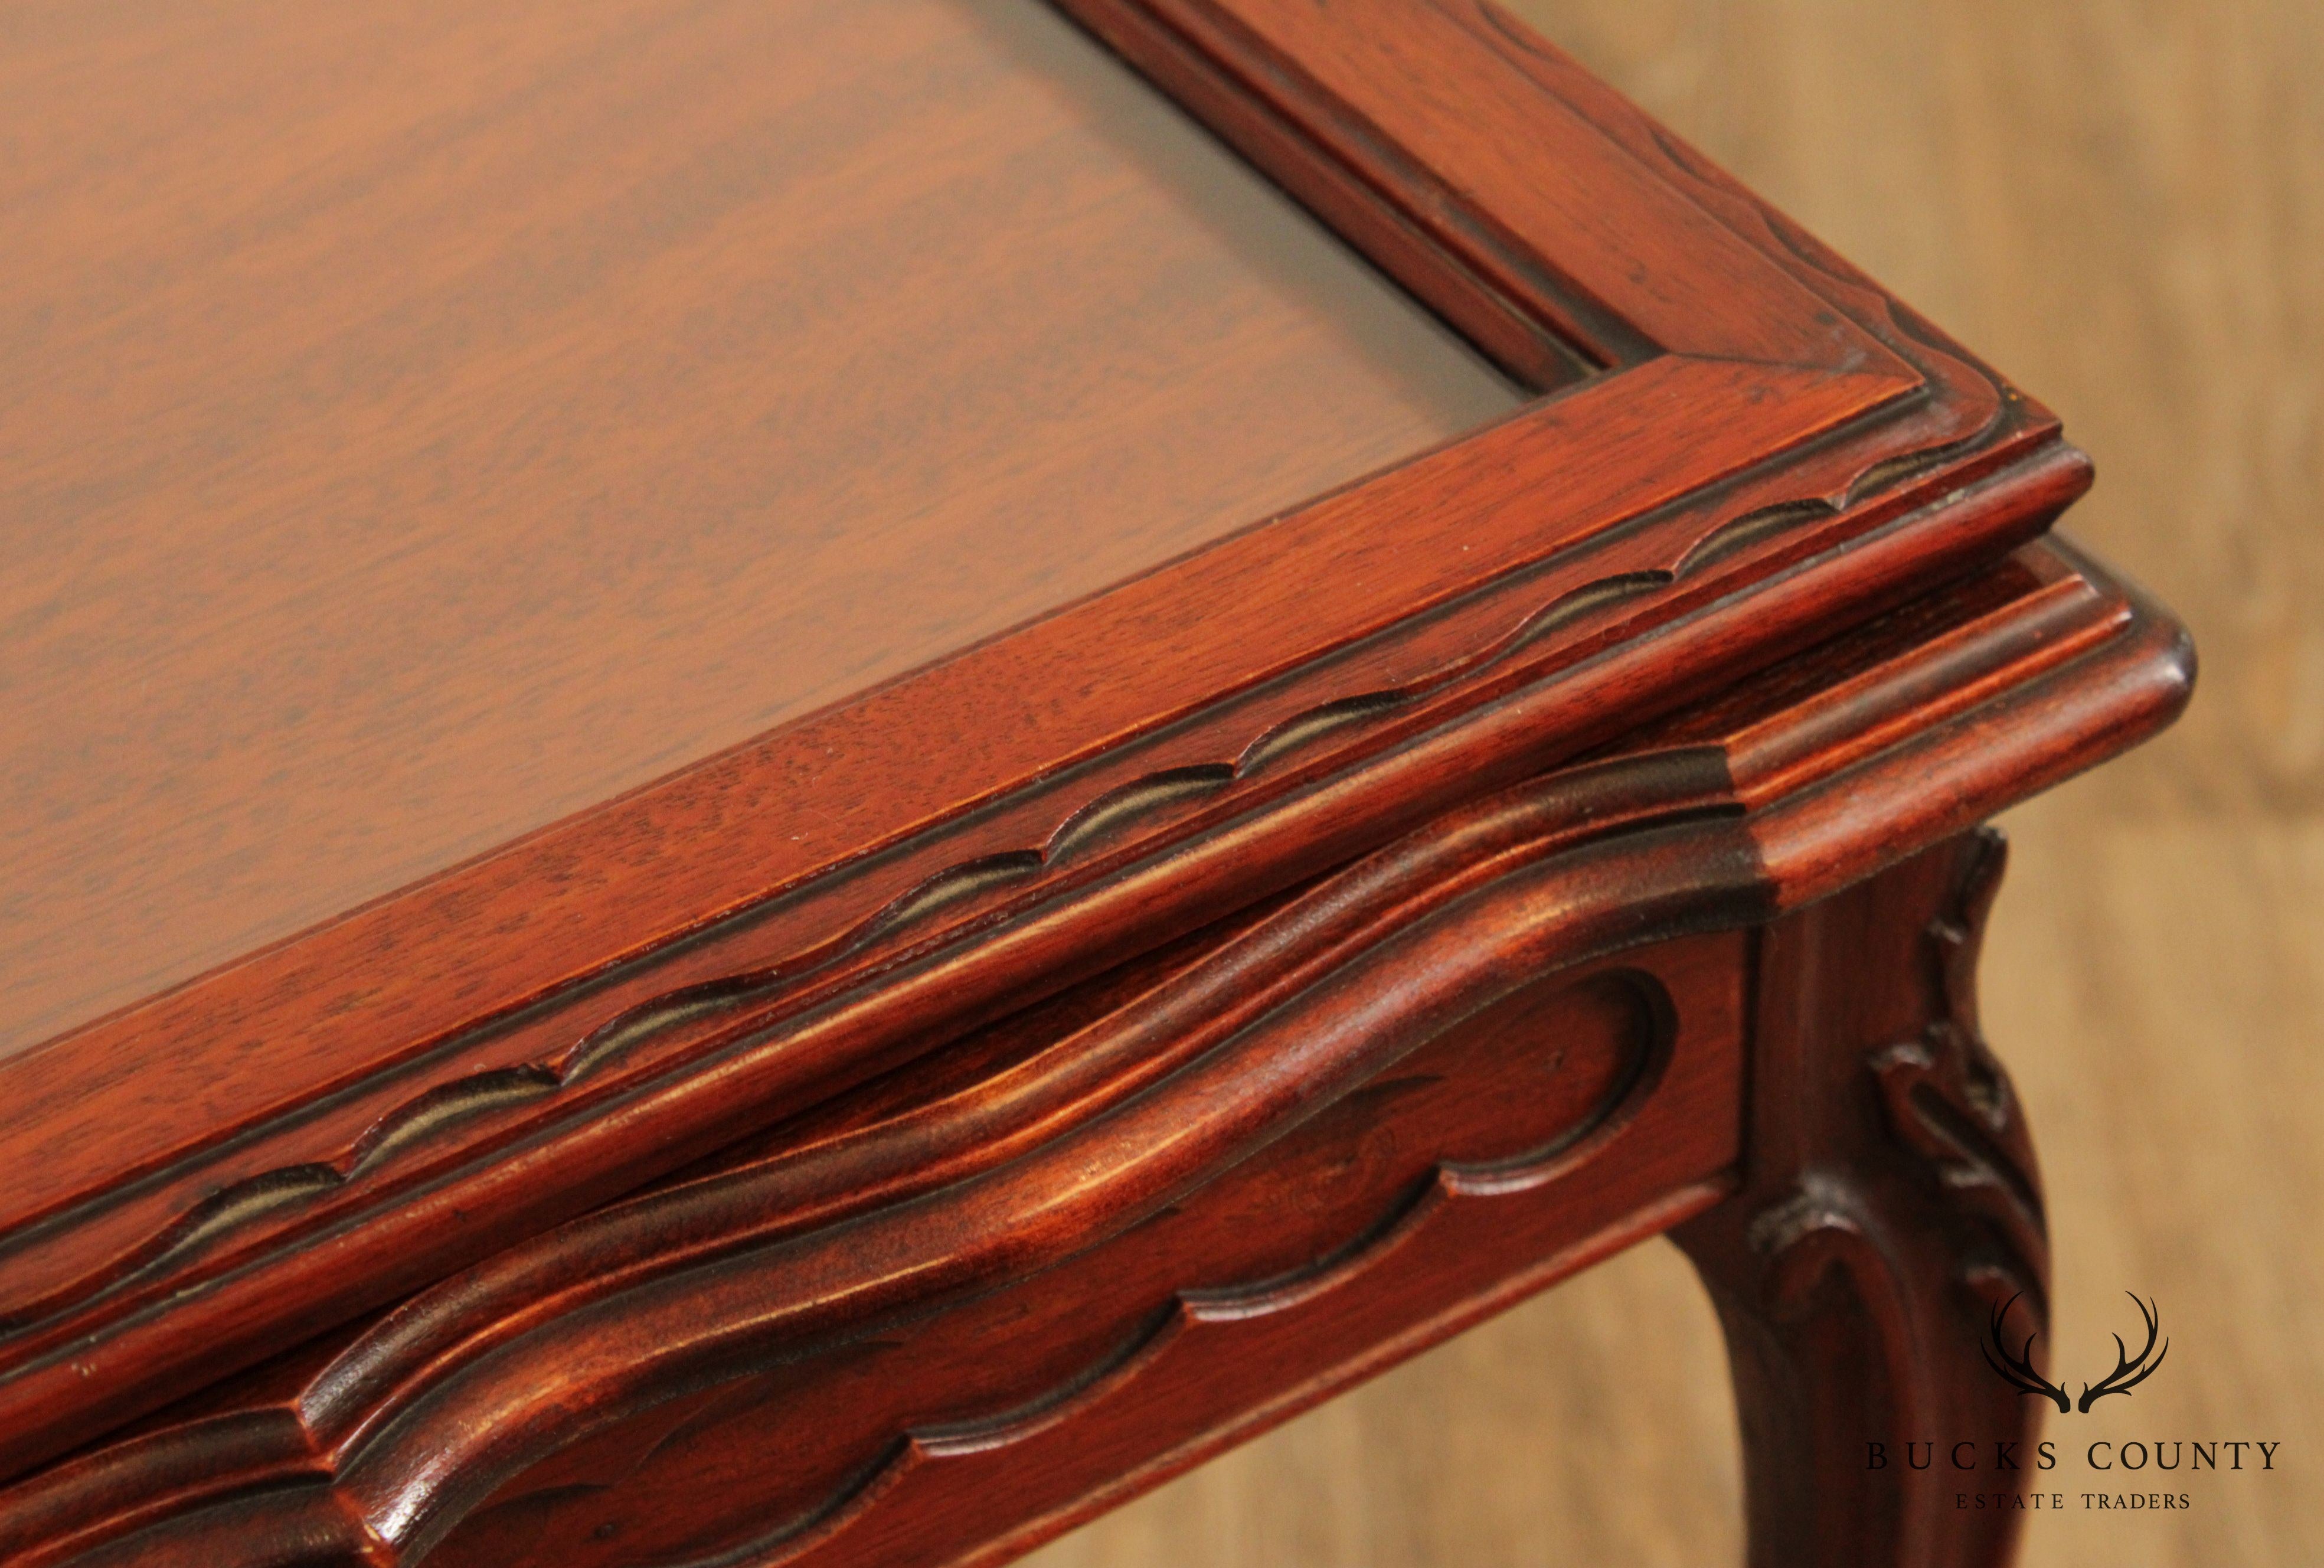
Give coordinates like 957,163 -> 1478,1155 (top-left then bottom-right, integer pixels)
0,0 -> 1521,1055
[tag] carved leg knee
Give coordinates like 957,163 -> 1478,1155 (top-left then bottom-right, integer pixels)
1676,828 -> 2053,1568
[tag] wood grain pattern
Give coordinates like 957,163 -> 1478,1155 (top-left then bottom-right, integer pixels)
0,0 -> 1524,1057
0,0 -> 2206,1559
0,539 -> 2191,1566
1029,3 -> 2309,1564
0,0 -> 2104,1482
1675,827 -> 2050,1568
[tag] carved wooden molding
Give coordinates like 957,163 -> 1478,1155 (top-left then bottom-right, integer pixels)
0,0 -> 2182,1501
0,179 -> 2074,1489
2,756 -> 1746,1565
0,406 -> 2032,1362
0,538 -> 2189,1565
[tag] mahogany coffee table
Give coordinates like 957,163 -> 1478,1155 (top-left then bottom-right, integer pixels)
0,2 -> 2189,1564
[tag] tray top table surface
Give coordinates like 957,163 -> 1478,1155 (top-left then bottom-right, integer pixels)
0,0 -> 2191,1527
1,0 -> 1521,1057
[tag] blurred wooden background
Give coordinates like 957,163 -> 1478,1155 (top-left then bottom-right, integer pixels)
1029,0 -> 2324,1563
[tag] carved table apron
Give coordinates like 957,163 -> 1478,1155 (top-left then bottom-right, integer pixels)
0,2 -> 2190,1564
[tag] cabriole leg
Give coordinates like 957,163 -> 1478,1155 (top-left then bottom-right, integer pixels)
1676,829 -> 2053,1568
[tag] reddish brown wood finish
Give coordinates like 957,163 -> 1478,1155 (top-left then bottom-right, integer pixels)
0,0 -> 2194,1563
0,543 -> 2191,1567
1679,828 -> 2047,1568
0,0 -> 1530,1059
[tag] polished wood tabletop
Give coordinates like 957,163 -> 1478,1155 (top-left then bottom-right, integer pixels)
0,4 -> 2191,1566
1,0 -> 1519,1056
